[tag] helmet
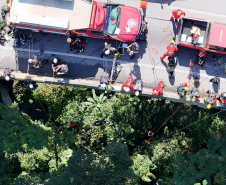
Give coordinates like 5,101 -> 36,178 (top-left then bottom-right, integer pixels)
5,75 -> 10,81
29,83 -> 34,89
100,84 -> 106,88
67,37 -> 72,43
53,58 -> 58,63
153,90 -> 159,95
129,51 -> 134,56
124,87 -> 130,92
177,11 -> 182,16
184,82 -> 187,86
179,88 -> 183,92
193,34 -> 198,39
207,104 -> 211,109
171,40 -> 175,44
206,99 -> 209,103
192,98 -> 196,102
135,91 -> 139,96
185,87 -> 189,91
105,50 -> 110,55
28,59 -> 33,63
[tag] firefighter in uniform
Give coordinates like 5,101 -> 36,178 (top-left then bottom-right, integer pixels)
204,90 -> 217,106
161,40 -> 178,61
153,81 -> 165,95
170,9 -> 185,21
194,49 -> 207,68
177,82 -> 189,98
121,77 -> 134,92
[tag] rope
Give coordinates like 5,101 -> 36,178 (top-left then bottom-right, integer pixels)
33,91 -> 49,118
146,108 -> 226,147
145,51 -> 193,146
145,99 -> 186,145
148,21 -> 173,61
27,40 -> 31,74
192,65 -> 207,97
146,21 -> 174,85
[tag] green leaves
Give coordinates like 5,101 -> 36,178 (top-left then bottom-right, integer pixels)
44,141 -> 138,185
172,134 -> 226,185
132,154 -> 156,182
214,173 -> 226,184
87,97 -> 95,104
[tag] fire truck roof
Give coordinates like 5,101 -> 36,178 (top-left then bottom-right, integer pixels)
9,0 -> 93,30
209,22 -> 226,48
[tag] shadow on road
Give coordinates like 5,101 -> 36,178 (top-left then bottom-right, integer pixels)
177,46 -> 226,80
15,52 -> 101,79
212,82 -> 220,93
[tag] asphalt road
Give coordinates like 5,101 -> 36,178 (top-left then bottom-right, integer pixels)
1,0 -> 226,99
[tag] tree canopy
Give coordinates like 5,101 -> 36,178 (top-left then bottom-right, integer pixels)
0,81 -> 225,184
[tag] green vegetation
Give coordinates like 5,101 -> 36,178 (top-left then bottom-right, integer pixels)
0,81 -> 225,185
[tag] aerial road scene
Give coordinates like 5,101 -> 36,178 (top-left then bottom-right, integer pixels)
0,0 -> 225,184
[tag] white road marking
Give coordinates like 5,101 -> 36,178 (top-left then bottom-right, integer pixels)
168,6 -> 226,18
1,46 -> 225,81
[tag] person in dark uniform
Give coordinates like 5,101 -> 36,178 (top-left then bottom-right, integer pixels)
52,58 -> 63,73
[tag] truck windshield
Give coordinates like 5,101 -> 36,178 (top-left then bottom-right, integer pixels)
103,5 -> 118,35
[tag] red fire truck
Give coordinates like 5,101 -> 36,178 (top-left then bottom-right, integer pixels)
178,17 -> 226,54
5,0 -> 147,42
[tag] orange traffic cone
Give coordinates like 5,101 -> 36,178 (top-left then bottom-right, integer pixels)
140,1 -> 148,9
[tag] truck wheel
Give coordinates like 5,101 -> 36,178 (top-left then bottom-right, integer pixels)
1,6 -> 10,12
3,26 -> 11,34
139,36 -> 146,41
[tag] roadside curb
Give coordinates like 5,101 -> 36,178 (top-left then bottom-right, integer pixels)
0,70 -> 224,110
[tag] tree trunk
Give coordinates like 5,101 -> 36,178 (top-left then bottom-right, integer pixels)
0,86 -> 13,105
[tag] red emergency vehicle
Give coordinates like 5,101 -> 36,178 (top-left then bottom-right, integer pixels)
178,17 -> 226,54
6,0 -> 146,42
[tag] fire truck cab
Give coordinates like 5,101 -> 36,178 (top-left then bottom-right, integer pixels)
6,0 -> 146,42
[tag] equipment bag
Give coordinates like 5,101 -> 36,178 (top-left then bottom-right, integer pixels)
60,64 -> 68,73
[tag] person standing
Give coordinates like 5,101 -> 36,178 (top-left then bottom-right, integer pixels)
170,9 -> 185,21
161,40 -> 178,61
210,73 -> 220,84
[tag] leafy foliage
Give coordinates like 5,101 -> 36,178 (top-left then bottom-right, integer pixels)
132,154 -> 156,182
172,126 -> 225,185
2,83 -> 226,185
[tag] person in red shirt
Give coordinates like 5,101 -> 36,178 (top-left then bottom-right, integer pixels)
121,77 -> 134,92
160,40 -> 178,61
153,81 -> 165,95
171,9 -> 185,21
